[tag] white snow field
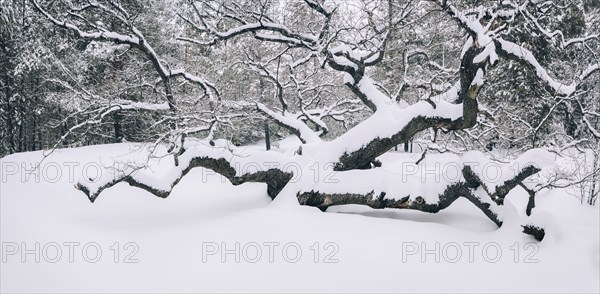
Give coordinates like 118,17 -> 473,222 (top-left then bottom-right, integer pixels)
1,142 -> 599,293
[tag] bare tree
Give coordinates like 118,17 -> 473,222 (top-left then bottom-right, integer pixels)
31,0 -> 599,240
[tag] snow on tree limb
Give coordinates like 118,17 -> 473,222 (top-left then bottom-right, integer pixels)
166,69 -> 220,102
254,102 -> 322,144
518,3 -> 598,49
580,63 -> 599,81
32,0 -> 216,110
76,139 -> 295,202
496,38 -> 577,96
297,150 -> 554,232
439,2 -> 596,97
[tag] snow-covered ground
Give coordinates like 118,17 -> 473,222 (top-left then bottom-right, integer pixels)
1,143 -> 598,293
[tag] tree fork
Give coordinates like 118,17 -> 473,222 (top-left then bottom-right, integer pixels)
333,46 -> 486,171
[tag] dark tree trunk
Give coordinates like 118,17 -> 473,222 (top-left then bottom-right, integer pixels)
18,121 -> 23,152
31,108 -> 37,150
265,122 -> 271,151
2,64 -> 14,153
113,111 -> 123,143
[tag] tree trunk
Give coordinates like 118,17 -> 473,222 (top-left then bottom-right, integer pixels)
113,111 -> 123,143
265,122 -> 271,151
2,62 -> 14,153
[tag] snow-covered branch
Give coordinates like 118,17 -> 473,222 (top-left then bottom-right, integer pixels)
77,139 -> 295,202
297,150 -> 554,239
519,3 -> 598,49
254,102 -> 322,144
495,39 -> 576,96
179,0 -> 324,49
439,2 -> 597,97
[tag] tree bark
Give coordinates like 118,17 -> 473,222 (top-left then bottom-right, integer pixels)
113,111 -> 123,143
265,122 -> 271,151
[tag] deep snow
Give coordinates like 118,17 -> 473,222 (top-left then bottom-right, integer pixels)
0,142 -> 598,293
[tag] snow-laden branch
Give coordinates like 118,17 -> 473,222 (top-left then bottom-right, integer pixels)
33,0 -> 216,110
76,139 -> 296,202
303,0 -> 334,17
180,0 -> 391,113
309,42 -> 487,171
299,98 -> 364,131
582,114 -> 600,138
496,39 -> 576,96
179,1 -> 321,48
311,95 -> 465,170
460,149 -> 556,204
348,75 -> 395,112
519,4 -> 598,49
579,63 -> 599,81
296,149 -> 554,239
31,1 -> 140,45
110,101 -> 171,111
166,69 -> 220,102
255,103 -> 322,144
439,2 -> 597,97
243,57 -> 290,113
44,98 -> 173,152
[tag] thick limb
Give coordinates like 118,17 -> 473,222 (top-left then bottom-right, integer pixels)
296,150 -> 554,239
76,139 -> 295,202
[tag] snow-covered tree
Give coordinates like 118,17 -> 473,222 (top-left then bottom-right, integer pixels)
26,0 -> 600,240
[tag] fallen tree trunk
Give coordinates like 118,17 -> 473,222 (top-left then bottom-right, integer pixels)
297,182 -> 502,226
